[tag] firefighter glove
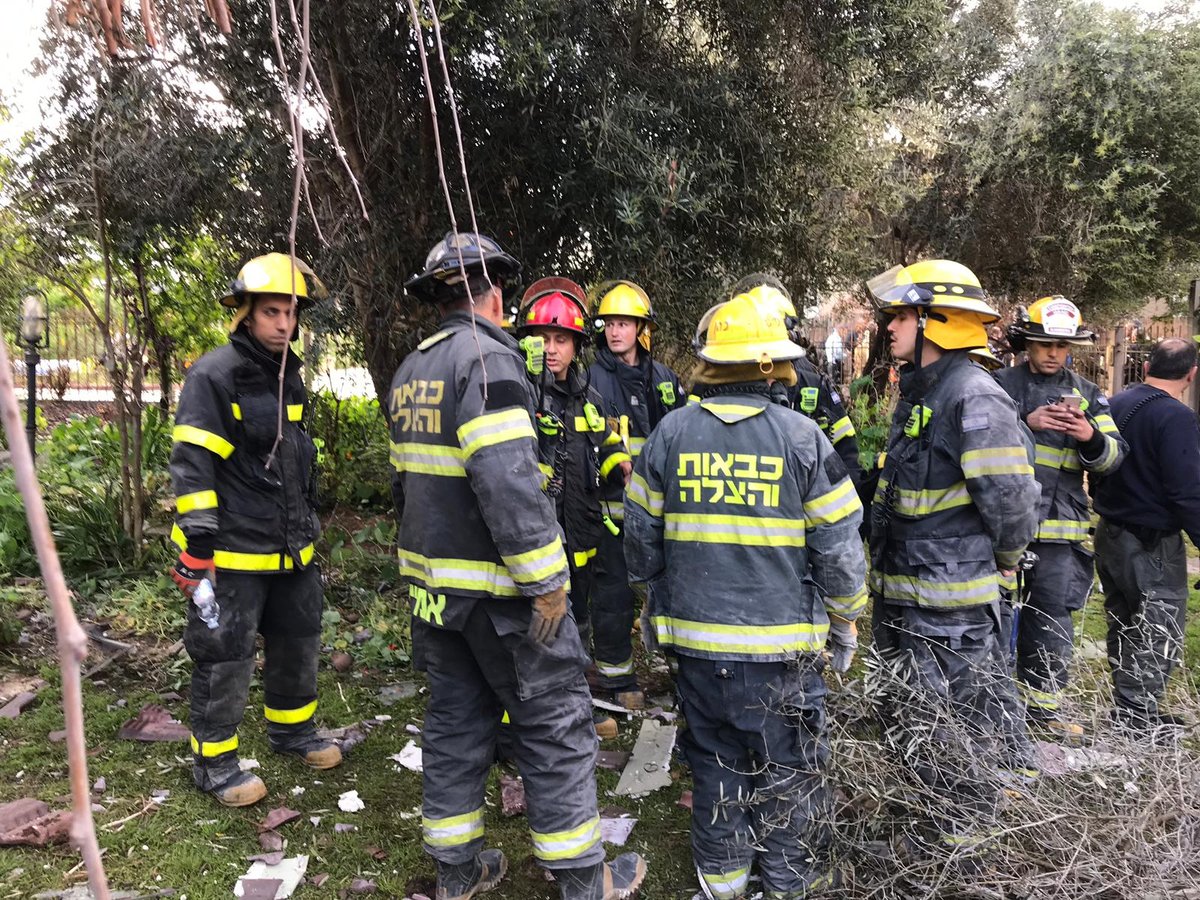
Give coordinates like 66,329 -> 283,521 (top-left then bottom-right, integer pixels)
528,585 -> 569,645
172,551 -> 215,598
827,614 -> 858,675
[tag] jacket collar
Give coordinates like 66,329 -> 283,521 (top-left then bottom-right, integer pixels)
597,344 -> 651,379
231,328 -> 303,376
898,350 -> 964,401
441,309 -> 517,350
698,390 -> 769,424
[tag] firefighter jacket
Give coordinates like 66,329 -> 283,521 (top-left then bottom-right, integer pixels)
587,345 -> 684,523
388,311 -> 569,621
786,356 -> 862,482
169,329 -> 319,573
870,351 -> 1040,610
533,368 -> 631,567
994,364 -> 1126,544
624,387 -> 867,662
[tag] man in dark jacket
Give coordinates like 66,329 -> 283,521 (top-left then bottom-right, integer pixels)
393,233 -> 645,900
995,296 -> 1126,739
1094,338 -> 1200,738
515,276 -> 632,738
169,253 -> 341,807
587,281 -> 684,708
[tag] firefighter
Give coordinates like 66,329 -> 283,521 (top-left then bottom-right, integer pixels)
996,296 -> 1126,738
514,277 -> 633,738
393,232 -> 646,900
587,281 -> 685,708
169,253 -> 341,807
726,274 -> 864,495
625,293 -> 866,900
866,259 -> 1040,854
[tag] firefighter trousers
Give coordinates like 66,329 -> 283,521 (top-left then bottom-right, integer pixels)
1016,541 -> 1094,716
185,566 -> 323,760
871,598 -> 1029,845
676,655 -> 832,899
1096,521 -> 1188,716
413,599 -> 604,870
590,529 -> 639,691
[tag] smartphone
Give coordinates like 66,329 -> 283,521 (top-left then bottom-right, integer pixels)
1058,394 -> 1083,409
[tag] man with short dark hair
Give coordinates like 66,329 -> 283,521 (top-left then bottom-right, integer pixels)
1094,337 -> 1200,737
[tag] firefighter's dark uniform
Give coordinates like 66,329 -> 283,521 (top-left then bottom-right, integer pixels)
389,310 -> 603,871
870,351 -> 1040,846
170,329 -> 325,790
533,370 -> 630,643
994,364 -> 1126,716
586,344 -> 684,691
625,389 -> 866,899
785,356 -> 862,479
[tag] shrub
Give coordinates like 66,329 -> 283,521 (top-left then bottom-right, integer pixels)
307,392 -> 392,510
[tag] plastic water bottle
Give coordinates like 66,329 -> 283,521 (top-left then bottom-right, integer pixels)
193,578 -> 220,630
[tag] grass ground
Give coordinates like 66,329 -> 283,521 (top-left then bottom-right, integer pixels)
4,537 -> 1200,899
0,577 -> 695,900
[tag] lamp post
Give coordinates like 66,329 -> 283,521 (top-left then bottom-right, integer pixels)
18,294 -> 48,455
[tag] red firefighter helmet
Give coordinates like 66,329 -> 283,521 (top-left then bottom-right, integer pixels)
516,277 -> 590,342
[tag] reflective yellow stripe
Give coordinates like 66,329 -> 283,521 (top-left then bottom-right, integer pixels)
171,524 -> 315,571
573,547 -> 597,568
829,415 -> 856,445
264,699 -> 317,724
502,537 -> 568,586
626,472 -> 663,517
596,657 -> 634,677
231,403 -> 242,420
530,815 -> 601,861
602,431 -> 623,447
1084,433 -> 1121,473
215,544 -> 315,571
999,571 -> 1017,591
1094,413 -> 1119,435
1034,444 -> 1082,472
176,490 -> 218,514
457,408 -> 536,459
699,400 -> 766,420
573,416 -> 604,433
876,572 -> 998,607
598,451 -> 631,479
876,478 -> 972,517
423,808 -> 485,848
1036,518 -> 1089,542
287,404 -> 303,422
701,867 -> 750,899
191,733 -> 238,757
173,424 -> 234,459
390,440 -> 466,477
1018,681 -> 1060,711
651,615 -> 827,656
606,504 -> 625,523
628,435 -> 646,458
664,512 -> 806,547
398,548 -> 522,597
825,584 -> 868,618
961,446 -> 1034,478
804,478 -> 860,526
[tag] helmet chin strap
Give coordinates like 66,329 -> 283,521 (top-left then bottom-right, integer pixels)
913,310 -> 928,372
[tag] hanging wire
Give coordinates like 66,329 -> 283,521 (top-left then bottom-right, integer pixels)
403,0 -> 490,394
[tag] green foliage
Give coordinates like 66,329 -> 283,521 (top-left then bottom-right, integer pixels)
95,574 -> 186,639
0,409 -> 174,580
847,376 -> 894,466
307,392 -> 392,510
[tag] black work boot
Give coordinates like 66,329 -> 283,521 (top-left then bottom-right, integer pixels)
557,852 -> 647,900
268,721 -> 343,769
193,751 -> 267,808
436,849 -> 507,900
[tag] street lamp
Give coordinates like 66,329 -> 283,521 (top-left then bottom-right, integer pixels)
18,293 -> 48,455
